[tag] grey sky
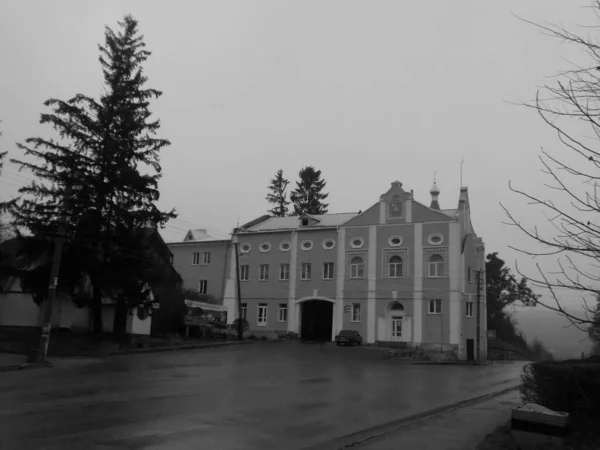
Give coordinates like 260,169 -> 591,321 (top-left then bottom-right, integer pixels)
0,1 -> 596,352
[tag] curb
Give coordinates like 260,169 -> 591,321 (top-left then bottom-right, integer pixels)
0,341 -> 255,371
304,383 -> 521,450
108,339 -> 254,355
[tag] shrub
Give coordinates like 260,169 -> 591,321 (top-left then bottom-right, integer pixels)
521,359 -> 600,417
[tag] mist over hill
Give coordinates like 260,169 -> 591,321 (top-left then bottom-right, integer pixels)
512,304 -> 593,360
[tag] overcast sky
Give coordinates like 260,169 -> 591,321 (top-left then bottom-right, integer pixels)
0,1 -> 597,351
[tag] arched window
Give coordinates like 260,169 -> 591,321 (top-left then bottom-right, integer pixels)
428,254 -> 444,277
350,256 -> 364,279
389,255 -> 403,278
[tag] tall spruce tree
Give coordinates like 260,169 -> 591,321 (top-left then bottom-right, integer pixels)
290,165 -> 329,215
266,169 -> 290,217
10,15 -> 176,334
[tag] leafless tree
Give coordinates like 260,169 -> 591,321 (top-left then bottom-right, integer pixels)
503,2 -> 600,332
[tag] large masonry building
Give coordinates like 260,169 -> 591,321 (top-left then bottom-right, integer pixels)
168,180 -> 487,360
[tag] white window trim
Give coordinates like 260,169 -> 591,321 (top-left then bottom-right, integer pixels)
350,237 -> 364,249
428,261 -> 443,278
259,242 -> 271,253
424,248 -> 448,278
240,243 -> 251,254
322,239 -> 336,250
301,240 -> 313,251
427,233 -> 444,246
279,263 -> 290,281
240,303 -> 247,320
388,235 -> 403,247
301,263 -> 311,280
257,304 -> 268,326
323,262 -> 334,280
351,303 -> 361,322
349,258 -> 365,279
198,280 -> 207,295
240,265 -> 249,281
279,241 -> 291,252
388,257 -> 403,278
466,301 -> 474,318
278,304 -> 288,322
259,264 -> 269,281
202,252 -> 211,265
192,252 -> 200,265
428,299 -> 442,315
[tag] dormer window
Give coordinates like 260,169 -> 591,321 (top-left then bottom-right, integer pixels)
301,218 -> 309,226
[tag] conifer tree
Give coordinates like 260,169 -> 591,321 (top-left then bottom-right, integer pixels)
290,166 -> 329,215
10,15 -> 176,334
266,169 -> 290,217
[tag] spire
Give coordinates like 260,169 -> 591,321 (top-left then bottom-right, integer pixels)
430,173 -> 440,210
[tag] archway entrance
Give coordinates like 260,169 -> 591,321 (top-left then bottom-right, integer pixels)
300,300 -> 333,341
390,302 -> 405,342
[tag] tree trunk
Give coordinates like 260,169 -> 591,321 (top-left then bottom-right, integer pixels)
91,281 -> 103,335
112,298 -> 128,339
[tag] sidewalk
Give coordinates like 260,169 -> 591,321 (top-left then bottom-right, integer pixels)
0,340 -> 254,372
341,389 -> 521,450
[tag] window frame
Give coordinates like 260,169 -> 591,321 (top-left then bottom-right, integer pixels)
257,303 -> 268,326
428,298 -> 442,315
428,254 -> 444,278
259,264 -> 269,281
323,262 -> 334,280
278,303 -> 288,322
240,302 -> 247,320
198,279 -> 208,295
467,267 -> 472,283
192,252 -> 200,265
240,264 -> 249,281
351,303 -> 361,322
279,263 -> 290,281
202,252 -> 211,265
466,301 -> 474,317
301,262 -> 312,280
388,255 -> 403,278
350,256 -> 365,279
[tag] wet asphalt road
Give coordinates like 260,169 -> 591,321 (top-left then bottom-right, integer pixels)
0,342 -> 524,450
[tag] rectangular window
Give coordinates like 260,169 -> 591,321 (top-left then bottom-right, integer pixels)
428,260 -> 443,277
257,303 -> 268,326
192,252 -> 200,265
241,302 -> 247,320
467,267 -> 472,282
203,252 -> 211,265
466,301 -> 474,317
428,299 -> 442,314
301,263 -> 311,280
280,263 -> 290,281
198,280 -> 207,295
323,262 -> 334,280
278,303 -> 288,322
240,265 -> 249,281
259,264 -> 269,281
352,303 -> 361,322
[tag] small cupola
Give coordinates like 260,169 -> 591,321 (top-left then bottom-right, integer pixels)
430,182 -> 441,210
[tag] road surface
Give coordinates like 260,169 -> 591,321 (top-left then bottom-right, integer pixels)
0,341 -> 524,449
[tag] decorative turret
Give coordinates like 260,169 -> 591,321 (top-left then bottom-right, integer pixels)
430,182 -> 441,210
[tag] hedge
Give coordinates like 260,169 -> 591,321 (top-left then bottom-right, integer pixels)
521,358 -> 600,417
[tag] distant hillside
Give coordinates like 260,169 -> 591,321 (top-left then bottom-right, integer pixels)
512,305 -> 593,360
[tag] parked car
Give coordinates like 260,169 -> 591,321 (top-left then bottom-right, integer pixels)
335,329 -> 363,346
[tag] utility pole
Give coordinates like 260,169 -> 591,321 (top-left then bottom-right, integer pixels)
233,239 -> 243,340
475,269 -> 483,362
38,185 -> 72,367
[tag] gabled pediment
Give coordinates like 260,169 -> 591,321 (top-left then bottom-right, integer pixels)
298,213 -> 321,227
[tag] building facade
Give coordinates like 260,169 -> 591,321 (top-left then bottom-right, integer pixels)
169,181 -> 487,360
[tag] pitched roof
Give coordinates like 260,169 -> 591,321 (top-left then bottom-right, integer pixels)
240,213 -> 359,232
183,228 -> 230,242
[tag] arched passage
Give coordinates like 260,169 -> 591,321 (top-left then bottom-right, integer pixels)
298,298 -> 334,341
